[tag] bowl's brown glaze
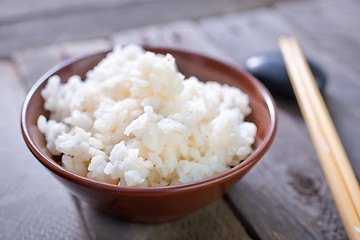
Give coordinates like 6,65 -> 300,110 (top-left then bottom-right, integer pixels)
21,47 -> 277,223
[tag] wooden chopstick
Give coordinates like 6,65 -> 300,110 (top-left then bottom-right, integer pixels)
279,37 -> 360,240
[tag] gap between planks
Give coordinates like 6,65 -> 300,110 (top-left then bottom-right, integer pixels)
223,194 -> 261,240
71,196 -> 97,240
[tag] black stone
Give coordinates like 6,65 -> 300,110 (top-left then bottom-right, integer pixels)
244,51 -> 326,99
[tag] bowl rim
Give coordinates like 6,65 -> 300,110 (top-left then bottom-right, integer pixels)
21,46 -> 277,193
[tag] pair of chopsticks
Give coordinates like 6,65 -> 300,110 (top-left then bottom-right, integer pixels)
279,37 -> 360,240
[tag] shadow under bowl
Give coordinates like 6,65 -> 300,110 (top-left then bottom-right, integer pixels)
21,47 -> 277,223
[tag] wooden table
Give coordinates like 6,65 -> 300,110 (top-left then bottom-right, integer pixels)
1,0 -> 359,239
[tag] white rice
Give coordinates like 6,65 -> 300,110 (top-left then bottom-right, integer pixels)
37,44 -> 257,187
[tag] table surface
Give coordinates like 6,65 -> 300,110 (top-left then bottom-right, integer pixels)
1,0 -> 359,239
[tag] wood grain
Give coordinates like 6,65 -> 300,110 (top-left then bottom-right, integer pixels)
198,7 -> 358,239
274,0 -> 360,181
0,0 -> 277,57
80,199 -> 251,240
279,37 -> 360,240
112,20 -> 233,63
0,60 -> 88,239
12,38 -> 111,89
276,0 -> 360,75
12,45 -> 63,90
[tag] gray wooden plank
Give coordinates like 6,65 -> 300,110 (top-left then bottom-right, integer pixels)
0,0 -> 135,22
227,107 -> 348,240
274,0 -> 360,180
12,38 -> 111,89
12,45 -> 63,91
198,6 -> 359,239
61,38 -> 111,59
80,198 -> 251,240
0,0 -> 277,58
0,60 -> 88,239
0,0 -> 279,24
112,20 -> 233,64
275,0 -> 360,75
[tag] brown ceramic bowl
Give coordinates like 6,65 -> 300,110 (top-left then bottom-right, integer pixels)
21,47 -> 277,223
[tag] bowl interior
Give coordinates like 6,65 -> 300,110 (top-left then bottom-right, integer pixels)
22,47 -> 276,190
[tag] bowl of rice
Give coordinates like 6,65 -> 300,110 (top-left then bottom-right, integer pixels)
21,45 -> 277,222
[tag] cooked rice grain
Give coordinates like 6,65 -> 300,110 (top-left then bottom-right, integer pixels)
38,45 -> 256,187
